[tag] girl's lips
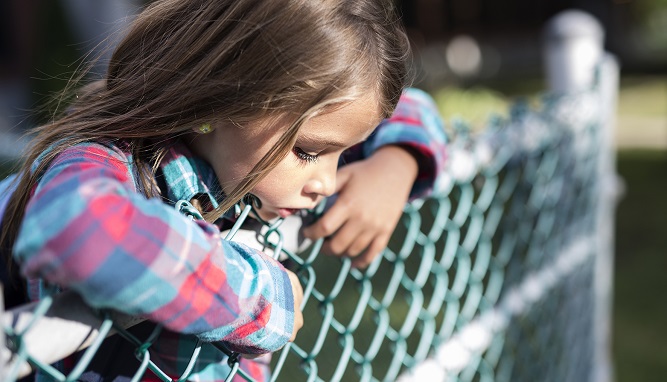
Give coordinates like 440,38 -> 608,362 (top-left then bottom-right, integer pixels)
278,208 -> 300,218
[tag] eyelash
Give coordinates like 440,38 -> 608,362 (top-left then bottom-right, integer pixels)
293,147 -> 319,163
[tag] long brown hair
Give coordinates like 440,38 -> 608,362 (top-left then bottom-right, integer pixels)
1,0 -> 411,263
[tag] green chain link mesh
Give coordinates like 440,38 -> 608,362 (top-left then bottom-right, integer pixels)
2,80 -> 615,382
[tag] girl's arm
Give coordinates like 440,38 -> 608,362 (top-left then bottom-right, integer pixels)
13,143 -> 296,354
303,88 -> 447,268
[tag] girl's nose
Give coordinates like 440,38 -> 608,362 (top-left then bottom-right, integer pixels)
304,162 -> 336,198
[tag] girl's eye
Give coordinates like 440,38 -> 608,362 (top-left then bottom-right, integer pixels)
293,147 -> 319,163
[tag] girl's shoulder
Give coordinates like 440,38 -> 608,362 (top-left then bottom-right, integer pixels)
37,140 -> 137,188
46,140 -> 132,169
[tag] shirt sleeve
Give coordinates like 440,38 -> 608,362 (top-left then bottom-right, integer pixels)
13,143 -> 295,354
341,87 -> 448,199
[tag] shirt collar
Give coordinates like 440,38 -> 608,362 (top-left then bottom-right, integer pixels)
158,140 -> 222,209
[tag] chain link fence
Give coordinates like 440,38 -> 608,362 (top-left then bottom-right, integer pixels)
1,11 -> 619,382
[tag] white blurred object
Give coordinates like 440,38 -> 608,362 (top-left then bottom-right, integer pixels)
446,35 -> 482,78
543,10 -> 604,93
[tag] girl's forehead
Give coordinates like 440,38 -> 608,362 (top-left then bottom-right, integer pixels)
298,94 -> 382,146
228,92 -> 382,145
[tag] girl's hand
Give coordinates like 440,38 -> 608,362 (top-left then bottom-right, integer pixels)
302,146 -> 418,268
286,269 -> 304,342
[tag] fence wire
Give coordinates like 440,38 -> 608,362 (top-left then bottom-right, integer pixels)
2,62 -> 617,382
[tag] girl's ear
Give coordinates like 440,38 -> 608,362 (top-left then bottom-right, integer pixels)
193,123 -> 214,134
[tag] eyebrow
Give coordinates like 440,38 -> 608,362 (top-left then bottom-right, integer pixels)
296,134 -> 352,149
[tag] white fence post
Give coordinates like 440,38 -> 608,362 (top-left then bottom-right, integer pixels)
593,53 -> 620,382
543,10 -> 605,93
544,10 -> 619,382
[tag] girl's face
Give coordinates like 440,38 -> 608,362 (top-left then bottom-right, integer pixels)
189,93 -> 383,221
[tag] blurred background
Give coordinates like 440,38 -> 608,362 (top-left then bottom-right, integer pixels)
0,1 -> 665,381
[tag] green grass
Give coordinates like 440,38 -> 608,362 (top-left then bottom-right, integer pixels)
617,77 -> 667,118
431,86 -> 511,130
613,149 -> 667,382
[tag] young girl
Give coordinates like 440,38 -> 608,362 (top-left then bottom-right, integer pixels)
0,0 -> 446,380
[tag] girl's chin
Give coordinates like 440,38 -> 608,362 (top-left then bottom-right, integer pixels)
253,208 -> 299,221
278,208 -> 300,218
252,208 -> 280,221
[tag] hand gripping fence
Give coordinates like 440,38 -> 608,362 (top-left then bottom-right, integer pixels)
1,10 -> 620,382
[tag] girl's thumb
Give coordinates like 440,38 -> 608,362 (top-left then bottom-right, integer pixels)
335,165 -> 354,193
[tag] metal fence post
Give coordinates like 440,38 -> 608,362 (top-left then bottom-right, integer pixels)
544,10 -> 618,382
543,10 -> 604,93
593,52 -> 620,382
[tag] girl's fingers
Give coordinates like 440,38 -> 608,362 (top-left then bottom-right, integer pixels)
302,197 -> 350,239
302,166 -> 356,240
286,270 -> 304,342
333,164 -> 354,194
351,234 -> 389,269
345,230 -> 376,257
319,215 -> 378,257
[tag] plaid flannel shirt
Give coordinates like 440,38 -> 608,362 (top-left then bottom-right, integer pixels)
7,87 -> 447,381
